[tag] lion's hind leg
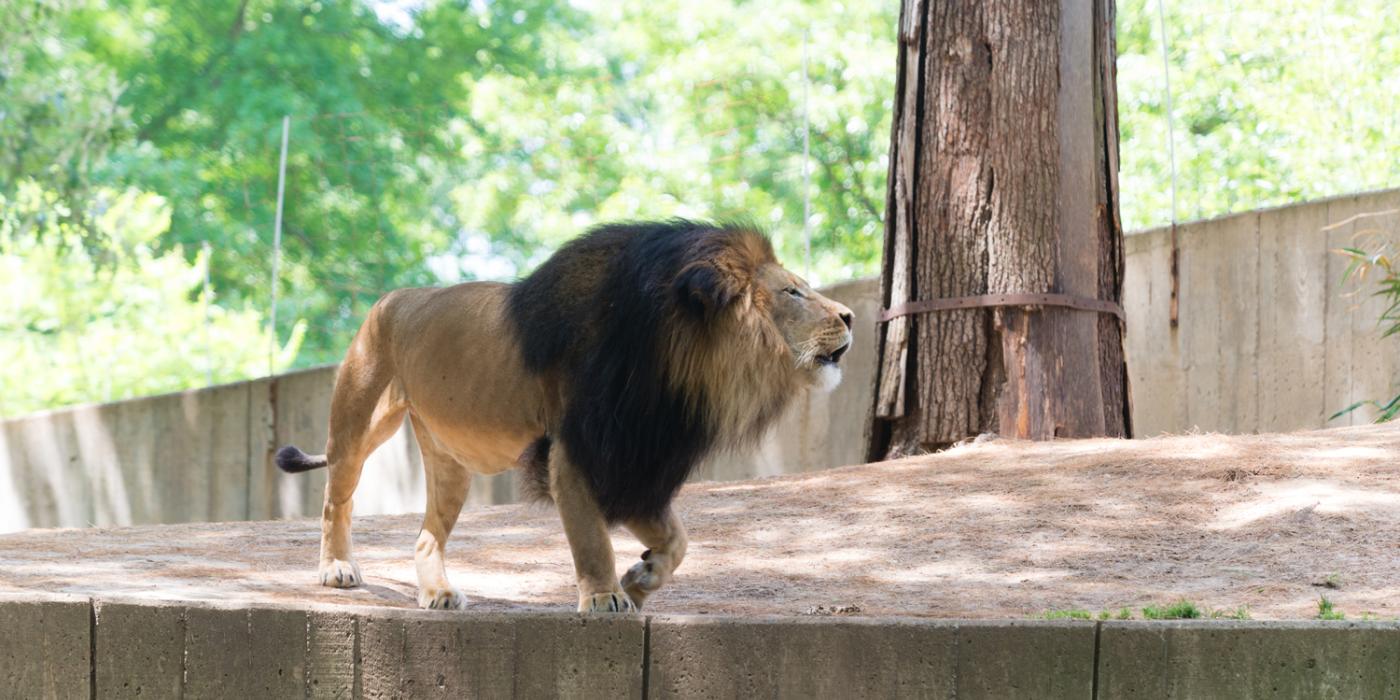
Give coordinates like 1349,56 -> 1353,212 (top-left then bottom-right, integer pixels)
318,384 -> 406,588
621,507 -> 688,610
318,306 -> 407,589
410,416 -> 471,610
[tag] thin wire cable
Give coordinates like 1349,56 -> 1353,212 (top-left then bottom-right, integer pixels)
1155,0 -> 1179,225
269,115 -> 290,377
801,28 -> 813,280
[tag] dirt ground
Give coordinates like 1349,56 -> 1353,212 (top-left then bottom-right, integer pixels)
1,424 -> 1398,620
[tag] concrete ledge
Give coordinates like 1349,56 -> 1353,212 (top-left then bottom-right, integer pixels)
1099,620 -> 1400,698
0,593 -> 90,699
646,616 -> 1095,699
5,595 -> 1399,698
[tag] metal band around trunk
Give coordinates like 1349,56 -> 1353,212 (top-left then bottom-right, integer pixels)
879,293 -> 1126,323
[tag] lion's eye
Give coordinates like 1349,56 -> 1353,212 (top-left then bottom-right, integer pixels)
784,287 -> 803,298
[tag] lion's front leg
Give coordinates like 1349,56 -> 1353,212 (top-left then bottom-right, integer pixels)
621,507 -> 687,610
549,445 -> 636,613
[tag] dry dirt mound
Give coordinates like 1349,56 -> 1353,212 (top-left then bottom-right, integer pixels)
1,424 -> 1397,620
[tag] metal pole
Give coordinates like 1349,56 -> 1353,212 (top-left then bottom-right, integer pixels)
269,114 -> 290,376
801,29 -> 813,281
1154,0 -> 1181,328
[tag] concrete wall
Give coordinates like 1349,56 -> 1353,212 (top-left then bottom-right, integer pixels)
5,190 -> 1398,531
3,594 -> 1397,699
1124,188 -> 1400,435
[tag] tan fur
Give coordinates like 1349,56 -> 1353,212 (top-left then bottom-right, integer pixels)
311,251 -> 851,612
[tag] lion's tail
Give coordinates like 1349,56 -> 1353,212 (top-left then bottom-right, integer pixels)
275,445 -> 329,473
518,437 -> 554,503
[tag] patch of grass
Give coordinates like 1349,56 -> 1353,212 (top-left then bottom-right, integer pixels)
1117,607 -> 1133,620
1142,600 -> 1203,620
1317,596 -> 1345,620
1041,609 -> 1094,620
1210,606 -> 1251,620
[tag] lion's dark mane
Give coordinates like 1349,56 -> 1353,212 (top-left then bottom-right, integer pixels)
507,220 -> 770,523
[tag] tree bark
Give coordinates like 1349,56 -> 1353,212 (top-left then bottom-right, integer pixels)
869,0 -> 1131,459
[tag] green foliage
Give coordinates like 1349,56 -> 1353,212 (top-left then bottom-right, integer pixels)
1115,0 -> 1400,230
1041,609 -> 1094,620
0,187 -> 298,415
1142,600 -> 1203,619
1331,240 -> 1400,422
1317,596 -> 1345,620
1210,606 -> 1251,620
4,0 -> 1400,414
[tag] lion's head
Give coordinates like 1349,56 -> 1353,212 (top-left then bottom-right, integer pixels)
509,220 -> 854,522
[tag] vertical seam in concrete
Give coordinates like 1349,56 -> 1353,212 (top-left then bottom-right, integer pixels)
88,599 -> 97,700
641,616 -> 652,699
352,616 -> 362,700
178,608 -> 188,700
1090,621 -> 1102,700
244,383 -> 253,522
1322,202 -> 1334,426
1260,212 -> 1271,431
302,613 -> 311,700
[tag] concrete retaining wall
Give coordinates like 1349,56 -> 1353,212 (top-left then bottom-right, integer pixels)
1124,188 -> 1400,435
4,189 -> 1398,531
2,594 -> 1397,699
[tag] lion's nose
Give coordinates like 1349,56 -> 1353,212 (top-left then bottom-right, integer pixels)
839,311 -> 853,329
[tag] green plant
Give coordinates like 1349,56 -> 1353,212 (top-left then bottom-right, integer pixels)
1333,238 -> 1400,422
1317,596 -> 1345,620
1210,606 -> 1251,620
1041,609 -> 1094,620
1142,600 -> 1203,620
1117,607 -> 1133,620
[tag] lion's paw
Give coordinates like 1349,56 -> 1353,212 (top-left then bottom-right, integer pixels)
418,586 -> 468,610
621,560 -> 660,608
579,591 -> 637,614
319,559 -> 362,588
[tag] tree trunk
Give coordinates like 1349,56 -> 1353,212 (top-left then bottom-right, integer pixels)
868,0 -> 1131,459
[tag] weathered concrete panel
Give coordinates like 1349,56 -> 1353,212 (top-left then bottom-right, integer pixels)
1123,227 -> 1187,436
93,601 -> 184,699
184,605 -> 308,698
648,617 -> 957,699
1098,621 -> 1400,698
203,381 -> 254,522
1257,202 -> 1330,431
359,610 -> 645,699
954,620 -> 1096,699
648,617 -> 1094,700
0,595 -> 91,700
274,366 -> 338,518
1213,213 -> 1262,433
246,375 -> 278,521
307,610 -> 358,699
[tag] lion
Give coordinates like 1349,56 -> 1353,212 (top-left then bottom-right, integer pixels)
275,220 -> 853,612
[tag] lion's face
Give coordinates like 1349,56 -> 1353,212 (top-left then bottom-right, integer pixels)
759,264 -> 854,391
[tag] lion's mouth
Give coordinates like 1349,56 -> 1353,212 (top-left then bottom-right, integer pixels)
816,342 -> 850,367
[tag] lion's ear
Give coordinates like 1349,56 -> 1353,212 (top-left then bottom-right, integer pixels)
674,262 -> 743,319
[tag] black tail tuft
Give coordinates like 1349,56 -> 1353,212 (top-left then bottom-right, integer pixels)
517,437 -> 553,503
276,445 -> 328,473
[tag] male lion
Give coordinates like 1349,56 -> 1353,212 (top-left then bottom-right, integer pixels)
276,220 -> 853,612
